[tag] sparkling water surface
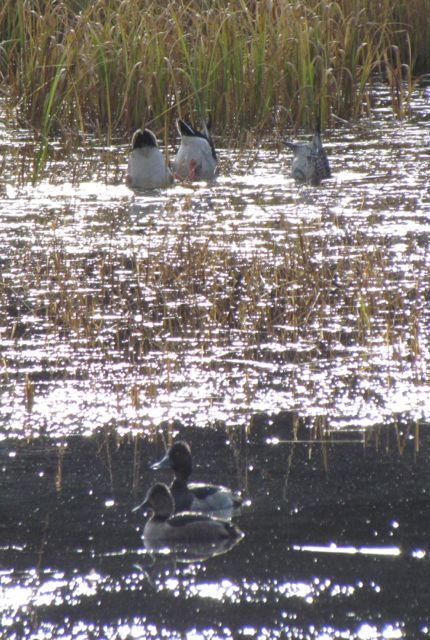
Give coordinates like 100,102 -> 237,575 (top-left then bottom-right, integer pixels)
1,86 -> 430,638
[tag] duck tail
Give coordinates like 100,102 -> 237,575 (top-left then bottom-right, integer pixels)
312,110 -> 325,153
131,128 -> 157,149
225,521 -> 244,540
176,119 -> 195,137
232,493 -> 243,508
202,113 -> 217,161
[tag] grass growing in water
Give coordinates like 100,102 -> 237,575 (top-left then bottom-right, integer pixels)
2,215 -> 425,369
1,0 -> 427,139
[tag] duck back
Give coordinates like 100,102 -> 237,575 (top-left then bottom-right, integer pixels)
144,511 -> 242,543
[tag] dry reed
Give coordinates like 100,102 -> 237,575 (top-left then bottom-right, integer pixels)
1,0 -> 427,139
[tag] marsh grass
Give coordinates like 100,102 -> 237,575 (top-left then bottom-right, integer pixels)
1,0 -> 427,139
3,213 -> 425,420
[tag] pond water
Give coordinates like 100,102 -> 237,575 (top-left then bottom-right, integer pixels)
1,424 -> 430,639
1,89 -> 430,437
1,84 -> 430,638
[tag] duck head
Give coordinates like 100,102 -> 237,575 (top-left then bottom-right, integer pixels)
138,482 -> 175,520
151,441 -> 193,480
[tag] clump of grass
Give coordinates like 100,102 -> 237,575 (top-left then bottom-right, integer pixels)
1,198 -> 428,436
3,214 -> 426,373
0,0 -> 426,138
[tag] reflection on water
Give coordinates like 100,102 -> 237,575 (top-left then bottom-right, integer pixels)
143,535 -> 243,563
1,88 -> 430,439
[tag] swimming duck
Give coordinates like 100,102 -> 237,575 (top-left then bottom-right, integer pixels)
126,128 -> 173,190
285,120 -> 331,186
151,441 -> 242,513
138,482 -> 244,544
173,118 -> 217,181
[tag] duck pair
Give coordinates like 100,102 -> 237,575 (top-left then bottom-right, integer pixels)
137,441 -> 243,544
126,119 -> 217,190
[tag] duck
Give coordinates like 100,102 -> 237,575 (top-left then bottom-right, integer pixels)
126,128 -> 173,190
173,118 -> 217,181
151,441 -> 242,514
137,482 -> 244,544
285,119 -> 331,186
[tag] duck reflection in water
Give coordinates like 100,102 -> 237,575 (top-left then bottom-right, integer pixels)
151,441 -> 243,517
134,483 -> 244,561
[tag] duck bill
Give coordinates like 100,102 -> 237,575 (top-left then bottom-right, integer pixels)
150,451 -> 171,471
132,499 -> 149,513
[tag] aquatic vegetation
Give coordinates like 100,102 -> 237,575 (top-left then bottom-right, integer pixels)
0,0 -> 426,138
0,79 -> 429,436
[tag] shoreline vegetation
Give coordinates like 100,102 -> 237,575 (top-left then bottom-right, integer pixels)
0,0 -> 429,143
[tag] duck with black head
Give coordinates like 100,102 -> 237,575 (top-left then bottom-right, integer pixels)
151,441 -> 242,514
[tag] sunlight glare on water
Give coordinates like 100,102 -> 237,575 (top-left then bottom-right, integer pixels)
3,99 -> 430,437
2,83 -> 430,640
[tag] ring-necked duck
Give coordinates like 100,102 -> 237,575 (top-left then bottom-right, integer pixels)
285,119 -> 331,186
151,441 -> 242,514
173,118 -> 217,181
126,128 -> 173,189
137,482 -> 244,544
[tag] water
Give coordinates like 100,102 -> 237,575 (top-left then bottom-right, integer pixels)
1,116 -> 429,436
1,85 -> 430,637
1,424 -> 430,638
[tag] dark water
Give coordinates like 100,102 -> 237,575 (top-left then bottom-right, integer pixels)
1,84 -> 430,638
1,420 -> 430,639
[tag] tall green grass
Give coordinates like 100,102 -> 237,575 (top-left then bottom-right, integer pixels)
1,0 -> 428,137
